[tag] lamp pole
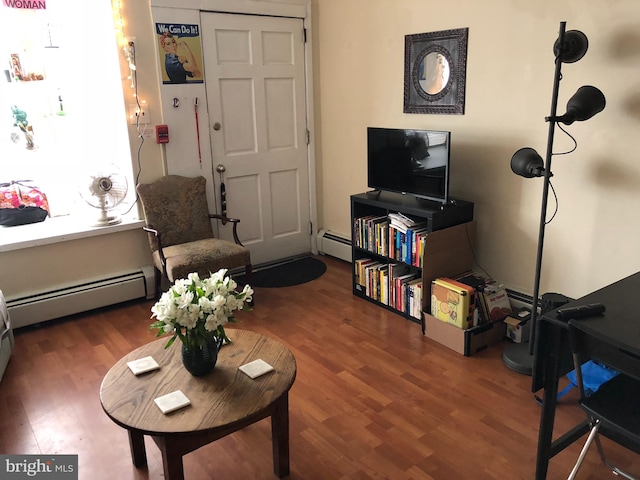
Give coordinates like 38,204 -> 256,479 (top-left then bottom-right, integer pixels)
529,22 -> 566,357
503,22 -> 567,375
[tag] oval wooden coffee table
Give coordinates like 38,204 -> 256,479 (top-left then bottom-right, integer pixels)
100,329 -> 297,480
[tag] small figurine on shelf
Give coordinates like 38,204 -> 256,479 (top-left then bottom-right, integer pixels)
11,105 -> 35,150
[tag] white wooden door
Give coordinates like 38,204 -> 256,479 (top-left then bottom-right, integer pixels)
200,12 -> 310,266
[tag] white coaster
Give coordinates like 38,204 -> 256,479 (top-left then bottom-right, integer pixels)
154,390 -> 191,414
127,356 -> 160,375
239,359 -> 274,379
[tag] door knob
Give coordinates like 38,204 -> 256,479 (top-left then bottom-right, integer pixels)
213,122 -> 221,131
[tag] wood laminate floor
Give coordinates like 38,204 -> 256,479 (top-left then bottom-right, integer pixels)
1,255 -> 637,479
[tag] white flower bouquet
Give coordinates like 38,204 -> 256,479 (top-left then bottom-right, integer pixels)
149,269 -> 253,351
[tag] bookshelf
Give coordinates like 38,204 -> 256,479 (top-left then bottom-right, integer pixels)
350,191 -> 474,329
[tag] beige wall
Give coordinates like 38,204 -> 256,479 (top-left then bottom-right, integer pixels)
2,0 -> 639,304
313,0 -> 640,299
1,229 -> 152,296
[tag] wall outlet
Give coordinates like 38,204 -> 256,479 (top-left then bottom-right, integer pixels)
128,104 -> 150,124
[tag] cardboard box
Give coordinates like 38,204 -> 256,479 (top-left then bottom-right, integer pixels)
422,221 -> 476,313
504,308 -> 531,343
423,312 -> 506,356
431,278 -> 475,329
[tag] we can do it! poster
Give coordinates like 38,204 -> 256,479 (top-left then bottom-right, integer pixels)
156,23 -> 204,84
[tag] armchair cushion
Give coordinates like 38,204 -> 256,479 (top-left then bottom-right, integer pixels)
152,237 -> 251,283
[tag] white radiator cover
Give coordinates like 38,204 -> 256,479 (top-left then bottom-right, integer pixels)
316,229 -> 351,263
6,266 -> 155,329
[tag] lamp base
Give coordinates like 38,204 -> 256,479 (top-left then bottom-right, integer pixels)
502,342 -> 534,376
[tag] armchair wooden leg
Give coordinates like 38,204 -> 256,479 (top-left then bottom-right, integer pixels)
153,267 -> 162,300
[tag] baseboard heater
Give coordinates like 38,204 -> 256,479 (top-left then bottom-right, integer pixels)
6,266 -> 156,329
316,229 -> 351,263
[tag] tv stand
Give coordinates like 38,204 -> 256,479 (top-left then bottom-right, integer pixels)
439,199 -> 459,210
351,191 -> 474,328
361,191 -> 471,224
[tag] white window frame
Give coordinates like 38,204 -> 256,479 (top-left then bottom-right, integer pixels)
0,0 -> 137,250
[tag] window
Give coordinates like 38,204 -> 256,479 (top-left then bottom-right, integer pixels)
0,0 -> 134,220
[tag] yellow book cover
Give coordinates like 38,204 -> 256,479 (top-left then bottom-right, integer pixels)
430,278 -> 474,329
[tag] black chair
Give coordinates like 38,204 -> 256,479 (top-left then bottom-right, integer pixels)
567,321 -> 640,480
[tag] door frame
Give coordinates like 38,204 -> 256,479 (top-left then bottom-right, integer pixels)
150,0 -> 318,255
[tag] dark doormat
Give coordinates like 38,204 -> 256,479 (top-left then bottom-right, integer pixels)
235,256 -> 327,288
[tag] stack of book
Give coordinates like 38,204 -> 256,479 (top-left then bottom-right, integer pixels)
354,259 -> 423,320
387,212 -> 428,267
353,215 -> 389,255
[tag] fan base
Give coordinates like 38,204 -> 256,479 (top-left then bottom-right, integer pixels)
93,216 -> 122,227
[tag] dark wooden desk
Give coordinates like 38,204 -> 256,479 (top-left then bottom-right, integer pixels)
100,330 -> 297,480
534,271 -> 640,479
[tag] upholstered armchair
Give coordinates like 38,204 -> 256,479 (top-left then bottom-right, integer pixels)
136,175 -> 252,296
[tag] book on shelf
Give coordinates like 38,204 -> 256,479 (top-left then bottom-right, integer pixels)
389,220 -> 408,234
379,266 -> 389,305
394,230 -> 406,262
395,273 -> 419,313
374,263 -> 387,303
388,263 -> 410,309
375,219 -> 389,256
367,216 -> 388,253
407,278 -> 423,320
364,261 -> 383,298
388,211 -> 421,228
409,226 -> 429,267
389,212 -> 426,231
353,215 -> 374,249
354,258 -> 379,286
388,225 -> 397,260
353,215 -> 387,251
356,257 -> 424,315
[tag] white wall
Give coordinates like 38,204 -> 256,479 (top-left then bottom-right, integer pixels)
312,0 -> 640,300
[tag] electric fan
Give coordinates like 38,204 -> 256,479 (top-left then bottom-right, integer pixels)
80,166 -> 128,226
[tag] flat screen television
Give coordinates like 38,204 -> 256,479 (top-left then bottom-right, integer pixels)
367,127 -> 451,204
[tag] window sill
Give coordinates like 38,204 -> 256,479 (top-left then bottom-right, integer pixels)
0,214 -> 145,253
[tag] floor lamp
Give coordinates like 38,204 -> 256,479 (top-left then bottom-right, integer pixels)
502,22 -> 606,376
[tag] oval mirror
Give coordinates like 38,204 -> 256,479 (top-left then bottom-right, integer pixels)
418,52 -> 450,95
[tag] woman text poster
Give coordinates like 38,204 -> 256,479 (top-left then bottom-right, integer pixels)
156,23 -> 203,84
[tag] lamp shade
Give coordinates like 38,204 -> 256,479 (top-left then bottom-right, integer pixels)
553,30 -> 589,63
511,147 -> 544,178
556,85 -> 606,125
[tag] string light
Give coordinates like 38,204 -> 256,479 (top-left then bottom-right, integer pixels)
111,0 -> 146,215
124,41 -> 136,90
111,0 -> 127,50
111,0 -> 144,117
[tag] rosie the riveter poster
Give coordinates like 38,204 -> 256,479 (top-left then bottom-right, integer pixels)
156,23 -> 204,84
